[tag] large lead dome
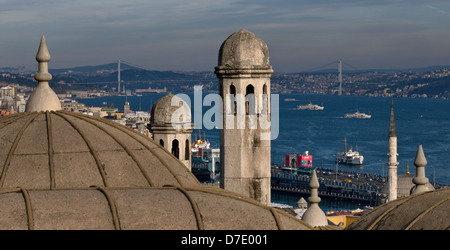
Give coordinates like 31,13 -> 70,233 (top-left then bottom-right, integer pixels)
0,111 -> 312,230
346,187 -> 450,230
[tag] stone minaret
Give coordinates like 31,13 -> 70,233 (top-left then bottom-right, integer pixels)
26,35 -> 62,112
215,29 -> 273,205
387,100 -> 399,201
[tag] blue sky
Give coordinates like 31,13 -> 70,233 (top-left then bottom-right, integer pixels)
1,0 -> 450,72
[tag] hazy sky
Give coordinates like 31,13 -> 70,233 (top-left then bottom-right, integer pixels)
1,0 -> 450,72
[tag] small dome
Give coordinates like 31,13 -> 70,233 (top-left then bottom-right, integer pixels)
217,29 -> 271,69
381,172 -> 434,198
346,187 -> 450,230
150,93 -> 191,126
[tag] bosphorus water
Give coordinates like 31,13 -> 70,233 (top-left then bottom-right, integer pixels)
79,93 -> 450,210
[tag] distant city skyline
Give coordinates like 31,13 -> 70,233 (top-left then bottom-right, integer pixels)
1,0 -> 450,73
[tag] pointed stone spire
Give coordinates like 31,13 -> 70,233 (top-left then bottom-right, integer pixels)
301,169 -> 327,227
25,35 -> 61,112
389,100 -> 397,137
411,145 -> 431,195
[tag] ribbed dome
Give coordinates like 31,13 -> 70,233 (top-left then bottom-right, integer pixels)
0,110 -> 312,230
150,93 -> 191,126
0,186 -> 314,230
0,110 -> 198,189
346,187 -> 450,230
217,29 -> 271,69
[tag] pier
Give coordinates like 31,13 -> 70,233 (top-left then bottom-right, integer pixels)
271,166 -> 385,206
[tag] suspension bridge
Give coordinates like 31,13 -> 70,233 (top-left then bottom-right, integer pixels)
66,58 -> 362,95
296,59 -> 362,95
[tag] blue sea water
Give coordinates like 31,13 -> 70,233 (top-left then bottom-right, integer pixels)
79,93 -> 450,210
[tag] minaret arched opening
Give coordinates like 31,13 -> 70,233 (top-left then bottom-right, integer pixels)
245,84 -> 255,115
262,84 -> 268,115
185,139 -> 190,160
230,84 -> 236,114
171,139 -> 180,159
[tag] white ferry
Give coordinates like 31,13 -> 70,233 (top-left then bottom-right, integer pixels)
191,130 -> 210,162
297,101 -> 324,110
336,138 -> 364,165
344,109 -> 371,119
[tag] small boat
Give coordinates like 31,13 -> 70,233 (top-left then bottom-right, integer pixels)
297,101 -> 324,110
344,109 -> 371,119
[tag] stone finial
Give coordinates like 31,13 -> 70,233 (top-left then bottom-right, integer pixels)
36,35 -> 51,62
301,169 -> 328,227
25,35 -> 62,112
411,145 -> 430,195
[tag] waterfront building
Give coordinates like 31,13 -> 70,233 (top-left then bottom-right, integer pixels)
0,85 -> 16,98
61,99 -> 87,113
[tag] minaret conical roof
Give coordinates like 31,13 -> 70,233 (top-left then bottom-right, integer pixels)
389,100 -> 397,137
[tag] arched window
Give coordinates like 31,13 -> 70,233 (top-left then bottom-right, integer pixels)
171,139 -> 179,159
262,84 -> 268,114
245,85 -> 255,115
185,139 -> 190,160
230,84 -> 236,114
159,139 -> 164,147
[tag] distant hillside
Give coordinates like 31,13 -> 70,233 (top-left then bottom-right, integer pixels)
296,65 -> 450,74
83,69 -> 204,82
409,76 -> 450,98
50,62 -> 138,74
48,62 -> 211,82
